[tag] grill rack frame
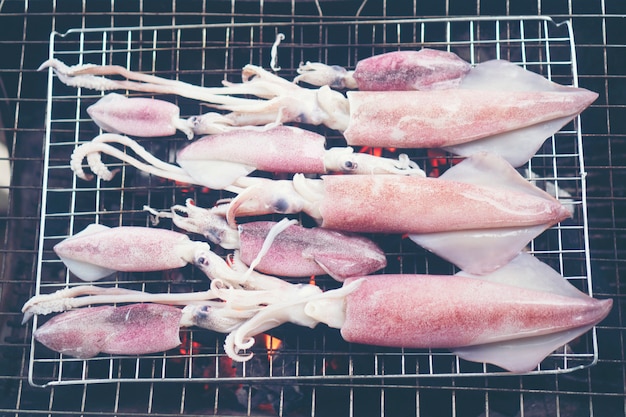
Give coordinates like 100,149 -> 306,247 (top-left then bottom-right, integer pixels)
26,14 -> 602,389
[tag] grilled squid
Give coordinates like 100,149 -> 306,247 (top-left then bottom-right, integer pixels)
145,199 -> 386,281
70,126 -> 424,192
24,254 -> 612,373
28,281 -> 319,358
294,48 -> 471,90
52,224 -> 208,282
86,93 -> 235,139
218,152 -> 572,275
41,56 -> 597,167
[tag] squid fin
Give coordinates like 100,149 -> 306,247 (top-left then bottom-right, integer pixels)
310,252 -> 370,282
449,60 -> 598,167
442,115 -> 575,168
451,323 -> 600,373
55,224 -> 117,282
60,258 -> 117,282
305,239 -> 386,282
451,253 -> 612,373
440,152 -> 561,202
409,225 -> 547,275
456,252 -> 588,297
412,153 -> 569,274
176,159 -> 256,189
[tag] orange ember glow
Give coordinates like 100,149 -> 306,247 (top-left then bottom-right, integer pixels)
263,334 -> 283,360
427,149 -> 463,178
178,332 -> 202,356
358,146 -> 394,157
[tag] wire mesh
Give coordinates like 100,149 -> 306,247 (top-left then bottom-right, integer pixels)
26,15 -> 597,388
1,1 -> 625,417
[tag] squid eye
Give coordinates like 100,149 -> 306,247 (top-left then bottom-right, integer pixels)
273,198 -> 289,213
343,160 -> 358,171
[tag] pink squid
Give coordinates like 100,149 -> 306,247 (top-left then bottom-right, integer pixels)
87,93 -> 246,139
24,254 -> 612,373
29,282 -> 307,357
70,126 -> 423,191
219,152 -> 572,275
25,277 -> 325,357
33,303 -> 184,358
146,199 -> 386,280
87,93 -> 196,139
294,48 -> 471,90
53,223 -> 207,282
301,253 -> 612,373
41,56 -> 597,167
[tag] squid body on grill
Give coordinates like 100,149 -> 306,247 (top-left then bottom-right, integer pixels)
41,54 -> 597,167
219,152 -> 572,275
53,217 -> 386,284
32,303 -> 185,358
146,199 -> 386,280
52,224 -> 207,282
86,93 -> 197,139
71,126 -> 424,191
294,48 -> 472,90
25,277 -> 326,358
24,254 -> 612,373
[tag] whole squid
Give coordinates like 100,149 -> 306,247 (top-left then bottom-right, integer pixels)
29,281 -> 318,358
301,253 -> 612,373
41,56 -> 597,167
294,48 -> 471,90
217,152 -> 572,274
24,254 -> 612,373
71,126 -> 423,192
146,199 -> 386,280
26,277 -> 326,358
52,222 -> 287,289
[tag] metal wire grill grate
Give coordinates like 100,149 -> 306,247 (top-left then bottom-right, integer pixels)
1,1 -> 625,417
28,15 -> 596,387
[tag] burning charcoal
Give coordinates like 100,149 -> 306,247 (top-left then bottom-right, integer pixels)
233,334 -> 305,413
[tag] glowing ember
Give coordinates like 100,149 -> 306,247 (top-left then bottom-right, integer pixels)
358,146 -> 393,157
178,332 -> 202,356
263,334 -> 282,360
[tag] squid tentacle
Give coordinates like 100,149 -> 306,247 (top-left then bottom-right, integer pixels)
225,279 -> 363,361
71,134 -> 194,183
72,133 -> 245,194
21,285 -> 222,323
40,59 -> 257,106
193,248 -> 292,291
144,200 -> 240,249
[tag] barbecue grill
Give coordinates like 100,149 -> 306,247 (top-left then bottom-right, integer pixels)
1,1 -> 624,416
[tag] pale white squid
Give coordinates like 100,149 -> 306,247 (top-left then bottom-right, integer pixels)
145,199 -> 386,280
71,126 -> 424,192
294,48 -> 471,90
214,152 -> 572,275
40,55 -> 597,167
23,254 -> 612,373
